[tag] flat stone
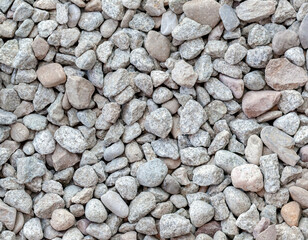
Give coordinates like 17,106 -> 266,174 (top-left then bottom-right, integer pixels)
214,150 -> 246,174
4,190 -> 32,214
261,126 -> 299,166
219,74 -> 244,99
236,0 -> 276,22
265,58 -> 308,90
231,164 -> 263,192
236,204 -> 260,233
242,91 -> 281,118
272,30 -> 300,55
219,4 -> 239,32
183,0 -> 221,28
128,192 -> 156,223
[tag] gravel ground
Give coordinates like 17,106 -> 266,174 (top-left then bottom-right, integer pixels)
1,0 -> 308,239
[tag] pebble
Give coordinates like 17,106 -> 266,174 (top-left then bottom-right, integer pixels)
145,30 -> 170,62
281,201 -> 301,227
85,199 -> 107,223
245,135 -> 263,165
265,58 -> 308,90
172,60 -> 198,88
34,193 -> 65,219
219,4 -> 239,32
159,214 -> 192,238
73,165 -> 98,187
128,192 -> 156,223
101,191 -> 129,218
144,108 -> 173,138
23,218 -> 43,240
50,209 -> 76,231
161,10 -> 178,35
224,187 -> 251,217
242,91 -> 281,118
272,30 -> 300,55
299,13 -> 308,49
65,76 -> 95,109
236,204 -> 260,233
214,150 -> 246,174
259,154 -> 280,193
172,17 -> 212,41
4,190 -> 32,214
231,164 -> 264,192
180,99 -> 206,135
289,186 -> 308,208
16,156 -> 46,184
183,0 -> 221,28
193,165 -> 224,186
261,126 -> 299,166
235,0 -> 276,22
190,200 -> 215,227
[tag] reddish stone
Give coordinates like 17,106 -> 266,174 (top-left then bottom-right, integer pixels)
196,221 -> 221,237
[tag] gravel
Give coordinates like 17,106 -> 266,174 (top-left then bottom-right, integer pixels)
0,0 -> 308,239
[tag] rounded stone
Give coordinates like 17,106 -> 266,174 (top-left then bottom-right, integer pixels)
10,122 -> 29,142
136,158 -> 168,187
190,200 -> 214,227
101,190 -> 129,218
231,164 -> 264,192
36,63 -> 66,88
50,209 -> 76,231
85,199 -> 108,223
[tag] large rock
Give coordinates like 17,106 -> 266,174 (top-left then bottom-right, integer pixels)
236,0 -> 276,22
265,58 -> 308,90
242,91 -> 281,118
260,126 -> 300,166
65,76 -> 95,109
183,0 -> 221,28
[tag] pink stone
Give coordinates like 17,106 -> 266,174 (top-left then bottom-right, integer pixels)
219,74 -> 244,99
256,225 -> 277,240
77,219 -> 90,235
265,58 -> 308,90
196,221 -> 221,237
253,217 -> 270,238
231,164 -> 264,192
242,91 -> 281,118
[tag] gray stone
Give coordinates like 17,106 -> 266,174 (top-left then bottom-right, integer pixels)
172,60 -> 198,88
16,156 -> 46,184
213,59 -> 242,79
180,147 -> 210,166
0,110 -> 17,125
172,17 -> 212,41
159,214 -> 192,238
128,192 -> 156,223
193,165 -> 224,186
214,150 -> 246,174
85,199 -> 108,223
272,30 -> 300,55
246,46 -> 273,68
273,112 -> 300,135
299,10 -> 308,49
33,130 -> 55,155
78,12 -> 103,31
236,204 -> 260,233
248,25 -> 271,48
101,190 -> 129,218
180,100 -> 206,135
190,200 -> 214,227
23,218 -> 43,240
129,13 -> 154,32
151,138 -> 179,160
137,158 -> 168,187
260,154 -> 280,193
219,4 -> 239,32
34,193 -> 65,219
205,78 -> 233,101
102,0 -> 124,20
229,119 -> 262,144
243,71 -> 265,91
145,108 -> 173,138
224,43 -> 247,65
73,165 -> 98,187
130,48 -> 155,72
